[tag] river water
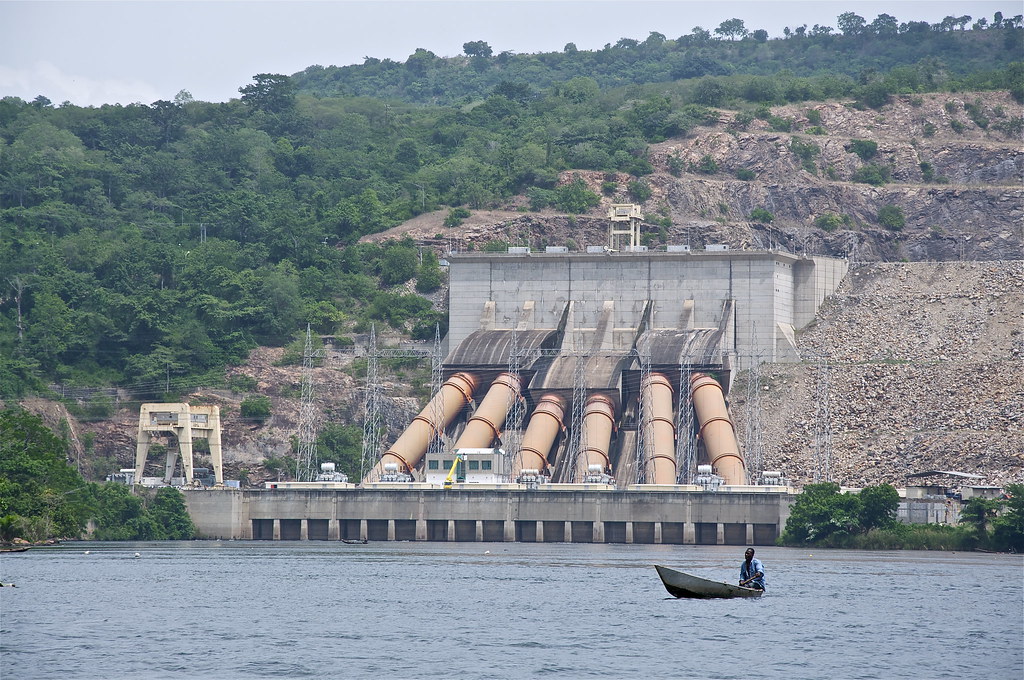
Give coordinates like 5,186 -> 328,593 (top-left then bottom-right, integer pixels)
1,542 -> 1021,679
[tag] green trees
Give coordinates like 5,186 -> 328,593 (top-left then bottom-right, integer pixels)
0,408 -> 194,542
781,483 -> 900,545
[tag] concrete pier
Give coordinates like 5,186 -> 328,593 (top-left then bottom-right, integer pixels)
184,489 -> 795,545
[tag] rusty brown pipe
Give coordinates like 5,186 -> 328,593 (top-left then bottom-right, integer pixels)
690,373 -> 747,485
453,372 -> 523,450
577,394 -> 616,479
641,372 -> 677,484
364,372 -> 477,482
515,393 -> 565,476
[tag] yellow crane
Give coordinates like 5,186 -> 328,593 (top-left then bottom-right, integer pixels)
443,451 -> 467,489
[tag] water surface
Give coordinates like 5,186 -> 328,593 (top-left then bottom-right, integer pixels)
2,542 -> 1020,679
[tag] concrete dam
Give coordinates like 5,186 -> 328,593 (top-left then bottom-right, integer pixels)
186,242 -> 848,545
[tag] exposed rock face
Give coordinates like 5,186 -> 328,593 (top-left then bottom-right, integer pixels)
365,91 -> 1022,263
729,260 -> 1023,488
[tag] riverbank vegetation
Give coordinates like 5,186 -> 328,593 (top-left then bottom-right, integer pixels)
0,407 -> 194,542
780,482 -> 1023,551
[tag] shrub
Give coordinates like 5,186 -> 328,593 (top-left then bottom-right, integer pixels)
807,125 -> 827,135
852,164 -> 891,186
554,175 -> 601,213
443,206 -> 471,227
691,154 -> 718,175
805,109 -> 822,125
601,181 -> 618,195
627,180 -> 652,202
877,204 -> 906,230
240,395 -> 272,422
848,139 -> 878,161
814,212 -> 850,231
749,207 -> 774,224
923,122 -> 937,137
950,119 -> 966,134
667,154 -> 685,177
919,162 -> 935,182
735,168 -> 756,181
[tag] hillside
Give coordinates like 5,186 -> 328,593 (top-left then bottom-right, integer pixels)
14,86 -> 1023,489
364,91 -> 1022,262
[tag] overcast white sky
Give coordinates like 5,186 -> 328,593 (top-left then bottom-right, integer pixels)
0,1 -> 1017,107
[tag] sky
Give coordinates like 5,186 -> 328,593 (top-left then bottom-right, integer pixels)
0,0 -> 1017,107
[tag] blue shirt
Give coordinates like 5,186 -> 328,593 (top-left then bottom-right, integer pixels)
740,557 -> 766,589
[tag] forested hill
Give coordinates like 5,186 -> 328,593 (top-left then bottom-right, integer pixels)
0,14 -> 1021,402
292,15 -> 1023,104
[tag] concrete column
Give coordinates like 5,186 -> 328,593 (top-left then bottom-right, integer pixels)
654,522 -> 663,544
273,519 -> 281,540
416,519 -> 427,541
300,519 -> 308,540
746,523 -> 754,545
625,522 -> 634,544
328,519 -> 340,541
359,519 -> 368,542
447,519 -> 456,541
475,520 -> 483,542
535,521 -> 544,543
564,521 -> 572,543
593,521 -> 605,543
387,520 -> 396,541
503,520 -> 515,542
684,522 -> 695,544
716,523 -> 725,545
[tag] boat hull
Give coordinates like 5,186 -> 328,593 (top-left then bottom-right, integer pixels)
655,565 -> 763,599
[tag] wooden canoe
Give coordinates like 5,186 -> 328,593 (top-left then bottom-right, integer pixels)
655,564 -> 764,599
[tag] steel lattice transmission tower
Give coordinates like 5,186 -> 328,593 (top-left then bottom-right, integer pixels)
296,324 -> 329,482
360,325 -> 385,481
633,343 -> 652,484
675,362 -> 697,484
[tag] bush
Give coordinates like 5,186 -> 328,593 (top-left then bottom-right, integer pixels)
601,181 -> 618,196
814,212 -> 850,231
443,207 -> 471,227
922,122 -> 937,137
919,162 -> 935,182
554,175 -> 600,213
691,154 -> 718,175
852,164 -> 891,186
749,207 -> 774,224
734,168 -> 756,181
667,154 -> 685,177
877,204 -> 906,230
848,139 -> 878,161
240,395 -> 272,422
950,119 -> 966,134
627,180 -> 652,202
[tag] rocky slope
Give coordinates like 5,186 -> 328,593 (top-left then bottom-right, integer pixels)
729,260 -> 1023,488
366,91 -> 1022,262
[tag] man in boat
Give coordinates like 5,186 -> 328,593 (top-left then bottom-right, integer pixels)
739,548 -> 766,590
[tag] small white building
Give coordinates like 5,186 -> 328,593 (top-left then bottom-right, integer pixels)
424,448 -> 504,485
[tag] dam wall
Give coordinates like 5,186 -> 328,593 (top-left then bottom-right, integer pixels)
184,488 -> 796,546
447,250 -> 847,368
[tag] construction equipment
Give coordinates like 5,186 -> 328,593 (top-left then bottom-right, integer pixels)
443,451 -> 467,489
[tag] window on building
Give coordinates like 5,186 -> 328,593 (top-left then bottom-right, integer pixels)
443,460 -> 453,470
468,460 -> 480,470
428,460 -> 439,470
481,460 -> 492,470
